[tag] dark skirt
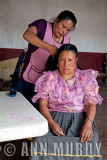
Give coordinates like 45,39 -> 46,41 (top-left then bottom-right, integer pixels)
30,111 -> 102,160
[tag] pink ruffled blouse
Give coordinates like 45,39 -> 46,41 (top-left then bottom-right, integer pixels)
32,69 -> 103,113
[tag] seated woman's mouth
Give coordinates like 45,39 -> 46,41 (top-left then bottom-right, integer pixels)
63,67 -> 69,70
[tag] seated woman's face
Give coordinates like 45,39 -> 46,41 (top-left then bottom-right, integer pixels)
58,50 -> 77,76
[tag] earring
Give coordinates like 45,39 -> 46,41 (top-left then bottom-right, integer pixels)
57,64 -> 58,67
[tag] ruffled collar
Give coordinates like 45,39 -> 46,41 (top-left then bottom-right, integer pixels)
53,69 -> 81,90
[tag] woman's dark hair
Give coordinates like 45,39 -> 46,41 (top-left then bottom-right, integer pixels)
57,10 -> 77,30
57,43 -> 78,58
45,44 -> 80,71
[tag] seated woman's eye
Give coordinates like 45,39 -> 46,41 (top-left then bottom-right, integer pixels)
69,59 -> 73,62
60,58 -> 64,61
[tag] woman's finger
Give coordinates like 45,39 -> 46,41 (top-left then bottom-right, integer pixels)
57,128 -> 64,136
83,131 -> 88,142
80,130 -> 85,142
82,130 -> 89,143
88,132 -> 93,141
52,124 -> 64,136
84,132 -> 90,142
54,128 -> 64,136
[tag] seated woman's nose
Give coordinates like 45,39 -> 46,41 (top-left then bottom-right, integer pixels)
64,60 -> 69,66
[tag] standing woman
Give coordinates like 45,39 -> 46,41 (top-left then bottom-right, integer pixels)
11,10 -> 77,105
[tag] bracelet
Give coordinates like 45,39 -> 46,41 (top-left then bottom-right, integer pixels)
85,118 -> 93,123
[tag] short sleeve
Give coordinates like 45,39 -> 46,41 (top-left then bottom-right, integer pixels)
83,70 -> 103,105
32,71 -> 51,103
28,19 -> 47,36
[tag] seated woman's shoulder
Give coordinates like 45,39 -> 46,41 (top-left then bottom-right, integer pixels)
36,70 -> 58,85
77,69 -> 99,80
41,70 -> 56,77
43,70 -> 58,76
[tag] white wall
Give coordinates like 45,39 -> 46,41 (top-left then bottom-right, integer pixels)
0,0 -> 107,52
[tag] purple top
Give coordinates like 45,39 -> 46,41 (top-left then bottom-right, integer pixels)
32,69 -> 103,113
24,19 -> 47,64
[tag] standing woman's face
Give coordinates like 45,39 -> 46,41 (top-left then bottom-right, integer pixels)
53,19 -> 74,38
58,50 -> 78,76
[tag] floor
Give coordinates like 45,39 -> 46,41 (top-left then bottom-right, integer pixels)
0,82 -> 107,160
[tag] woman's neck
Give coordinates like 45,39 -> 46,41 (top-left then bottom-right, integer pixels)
52,33 -> 63,43
59,71 -> 75,80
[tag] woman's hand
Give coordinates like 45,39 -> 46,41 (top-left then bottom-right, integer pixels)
39,98 -> 64,136
80,102 -> 96,143
47,45 -> 58,56
49,121 -> 64,136
23,26 -> 58,56
80,120 -> 93,143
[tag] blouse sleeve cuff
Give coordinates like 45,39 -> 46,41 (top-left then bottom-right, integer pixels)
84,94 -> 103,105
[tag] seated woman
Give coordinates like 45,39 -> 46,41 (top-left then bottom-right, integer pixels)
31,44 -> 103,160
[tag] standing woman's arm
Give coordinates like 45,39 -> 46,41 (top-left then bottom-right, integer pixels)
23,26 -> 58,55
